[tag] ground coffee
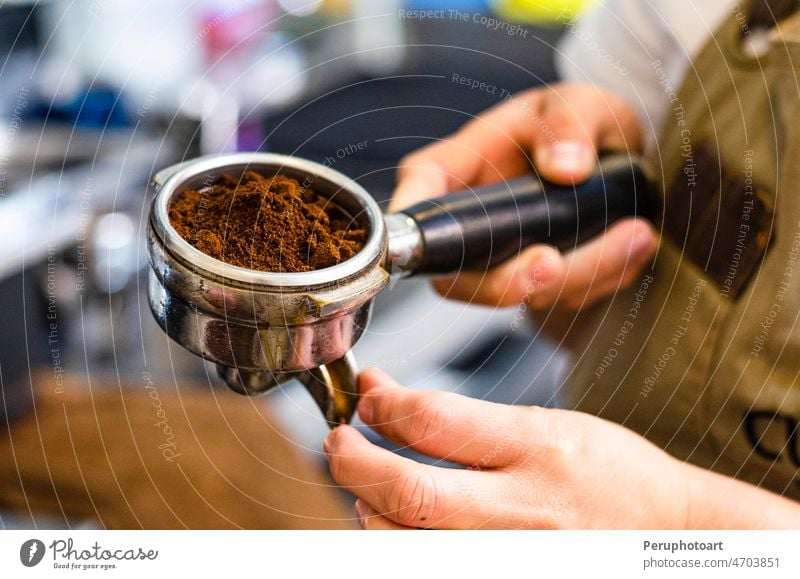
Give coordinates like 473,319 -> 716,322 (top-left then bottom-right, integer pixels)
169,171 -> 367,273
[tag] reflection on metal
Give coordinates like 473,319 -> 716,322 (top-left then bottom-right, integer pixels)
147,153 -> 388,427
217,351 -> 358,428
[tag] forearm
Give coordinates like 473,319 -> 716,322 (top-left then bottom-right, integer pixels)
684,461 -> 800,529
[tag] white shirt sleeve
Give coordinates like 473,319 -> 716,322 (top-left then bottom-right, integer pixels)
556,0 -> 733,150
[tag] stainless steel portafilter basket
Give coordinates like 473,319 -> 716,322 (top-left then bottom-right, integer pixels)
147,152 -> 650,428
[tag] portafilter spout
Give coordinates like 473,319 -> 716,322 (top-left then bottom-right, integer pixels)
147,152 -> 651,429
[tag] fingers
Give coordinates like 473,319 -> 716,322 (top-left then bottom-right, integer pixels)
356,368 -> 534,468
531,84 -> 642,184
390,84 -> 648,313
354,499 -> 415,530
390,126 -> 528,212
431,244 -> 564,308
391,148 -> 464,211
325,424 -> 504,529
391,84 -> 642,211
432,217 -> 657,310
390,88 -> 547,212
556,217 -> 657,310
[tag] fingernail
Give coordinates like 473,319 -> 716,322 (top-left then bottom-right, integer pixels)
545,142 -> 592,174
358,396 -> 374,424
527,247 -> 558,289
354,499 -> 368,529
526,248 -> 563,309
631,228 -> 655,258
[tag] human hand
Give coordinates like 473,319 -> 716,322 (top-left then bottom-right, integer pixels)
324,369 -> 691,530
391,83 -> 657,311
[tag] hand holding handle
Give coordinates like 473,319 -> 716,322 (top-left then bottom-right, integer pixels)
391,153 -> 652,276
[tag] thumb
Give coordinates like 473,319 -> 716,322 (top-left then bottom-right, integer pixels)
531,86 -> 641,185
535,141 -> 597,184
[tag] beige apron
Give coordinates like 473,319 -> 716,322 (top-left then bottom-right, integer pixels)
566,9 -> 800,500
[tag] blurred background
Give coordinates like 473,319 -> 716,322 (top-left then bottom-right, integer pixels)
0,0 -> 590,529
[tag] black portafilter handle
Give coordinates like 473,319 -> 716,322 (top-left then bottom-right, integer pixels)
398,153 -> 653,276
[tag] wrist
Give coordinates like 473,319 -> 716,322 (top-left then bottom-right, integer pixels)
682,461 -> 800,529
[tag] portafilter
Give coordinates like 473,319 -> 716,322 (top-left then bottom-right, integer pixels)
147,152 -> 650,428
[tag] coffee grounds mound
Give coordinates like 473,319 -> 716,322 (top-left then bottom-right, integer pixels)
168,171 -> 368,273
